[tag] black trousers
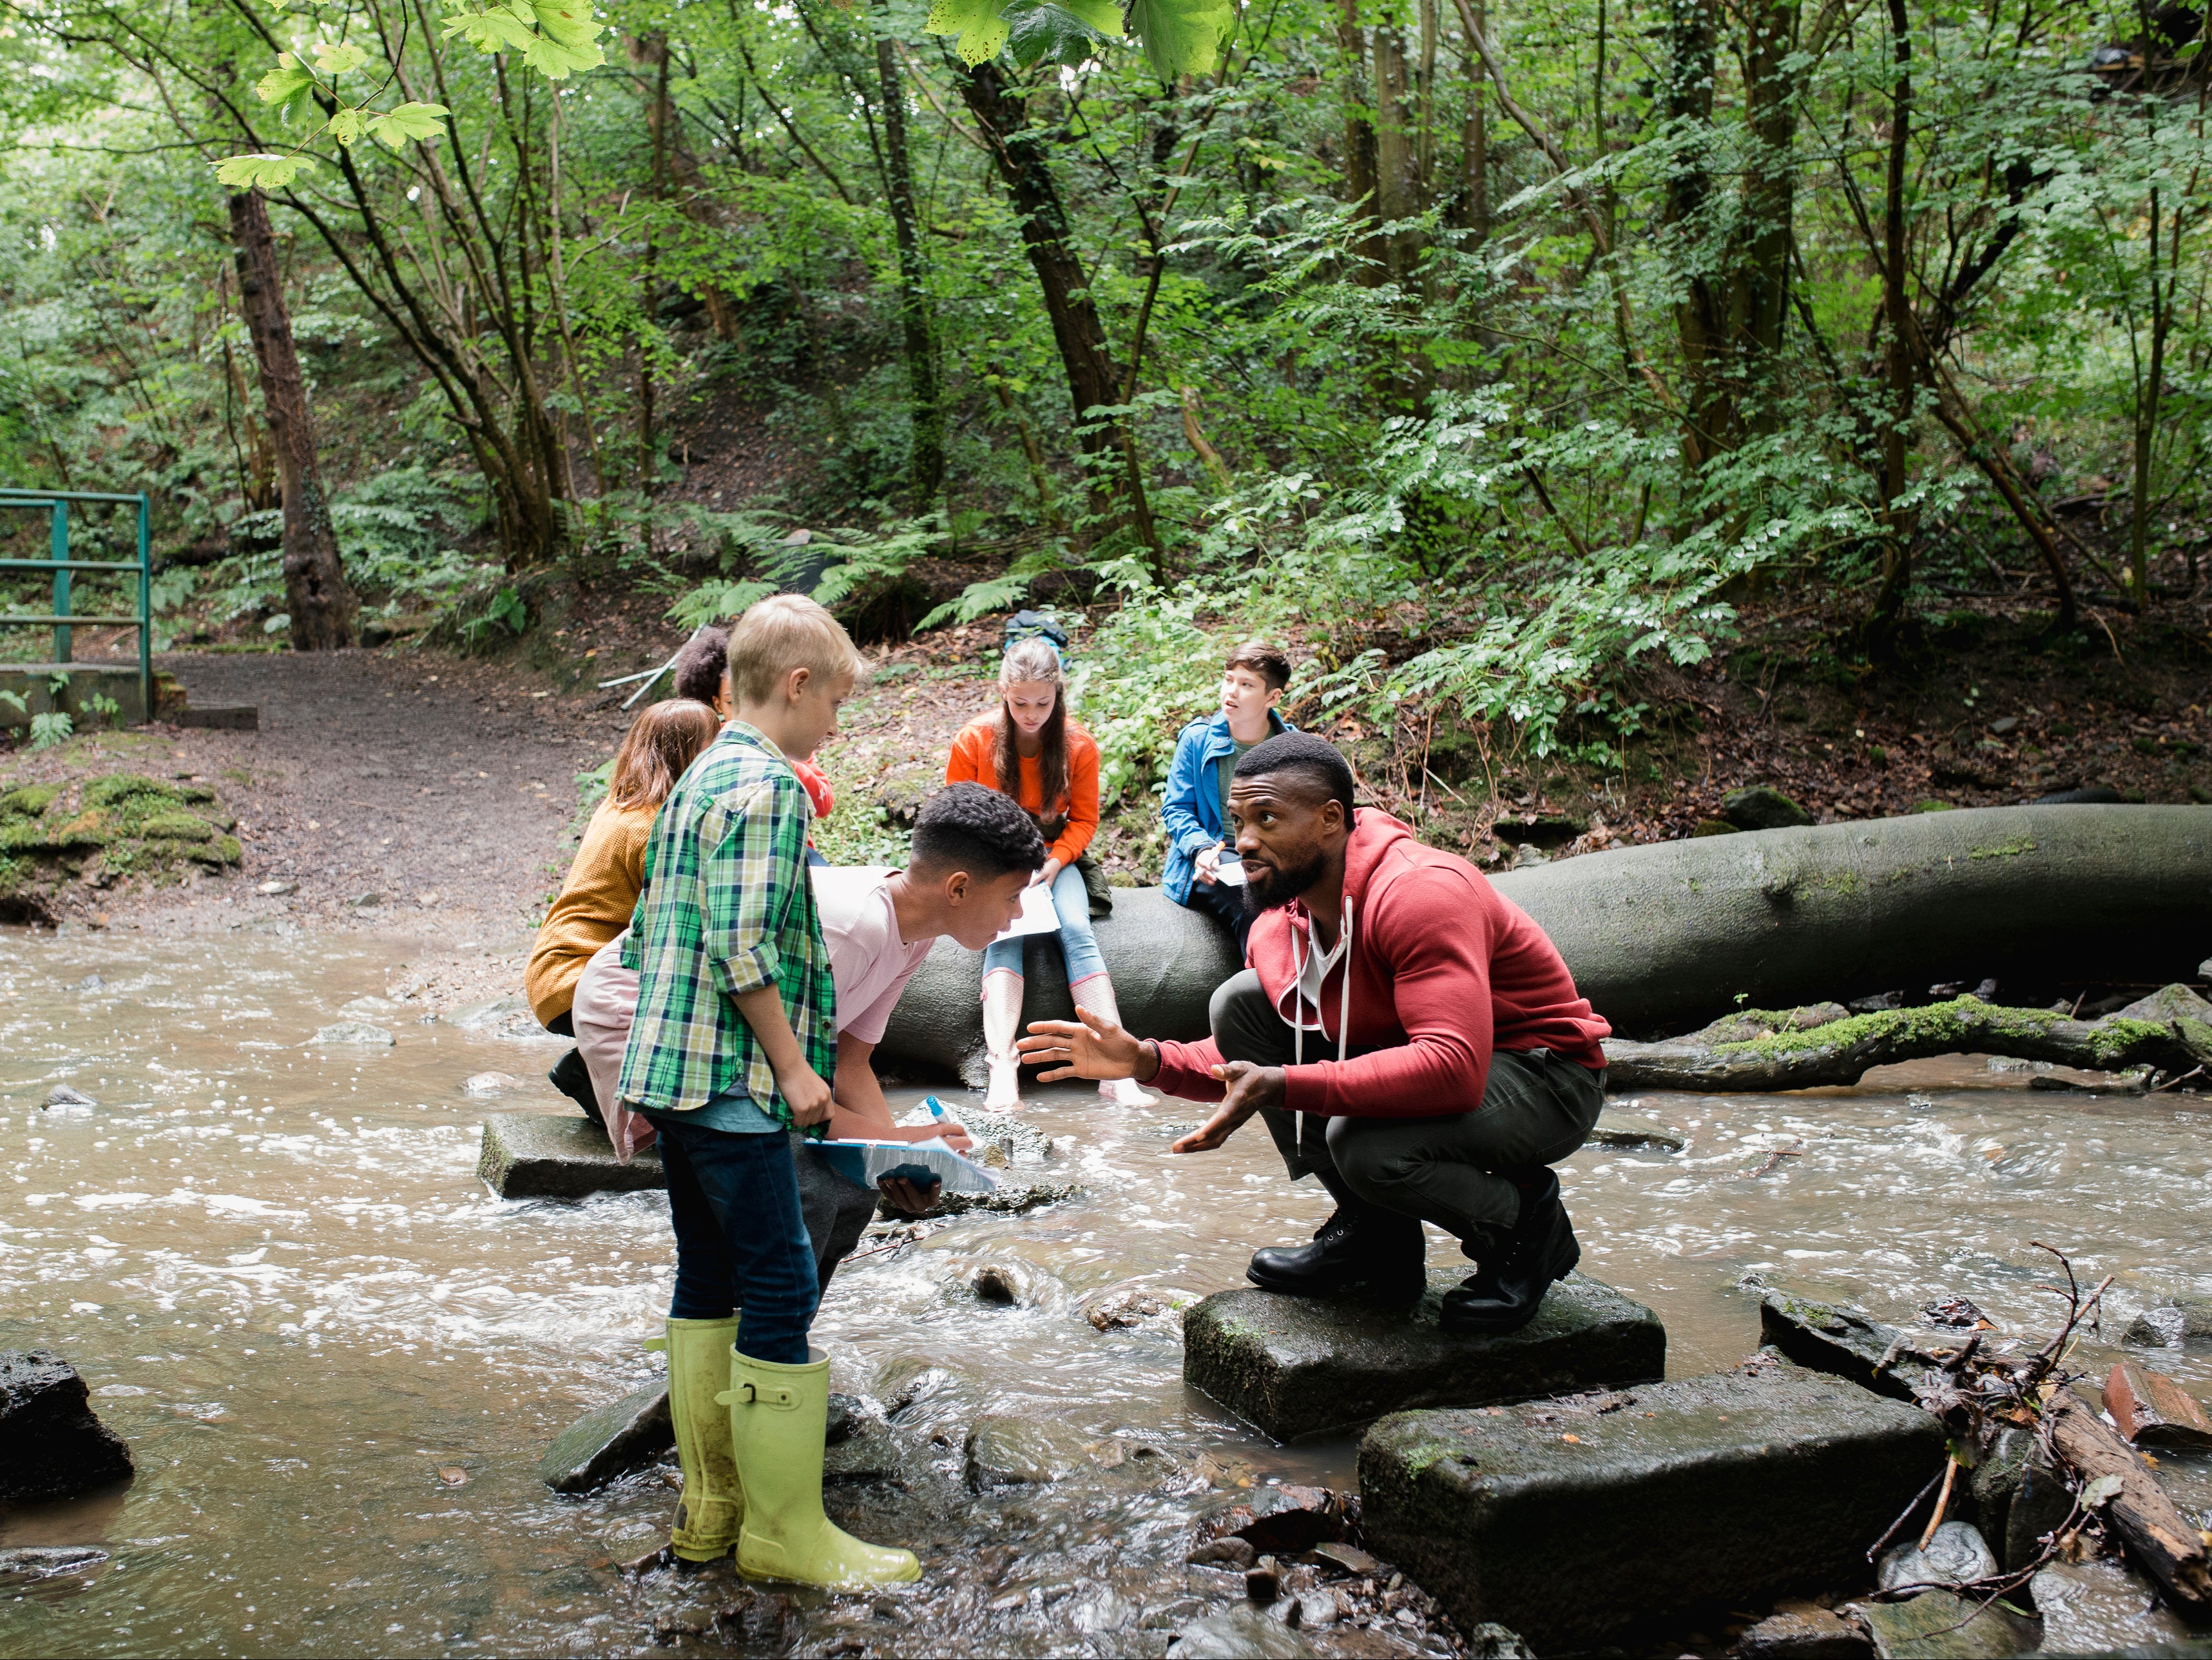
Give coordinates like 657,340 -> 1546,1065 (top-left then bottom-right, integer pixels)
1207,969 -> 1604,1241
1179,875 -> 1255,957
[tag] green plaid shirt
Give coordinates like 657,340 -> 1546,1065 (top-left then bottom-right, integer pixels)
616,721 -> 836,1131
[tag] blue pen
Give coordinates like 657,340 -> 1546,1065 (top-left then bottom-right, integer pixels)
923,1095 -> 947,1122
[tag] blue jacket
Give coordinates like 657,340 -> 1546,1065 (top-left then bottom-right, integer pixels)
1160,707 -> 1294,905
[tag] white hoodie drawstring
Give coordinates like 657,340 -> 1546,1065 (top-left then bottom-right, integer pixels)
1288,898 -> 1354,1157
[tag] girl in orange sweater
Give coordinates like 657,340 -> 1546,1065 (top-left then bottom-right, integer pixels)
946,636 -> 1155,1109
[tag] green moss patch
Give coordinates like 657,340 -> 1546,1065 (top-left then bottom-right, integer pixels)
0,770 -> 240,901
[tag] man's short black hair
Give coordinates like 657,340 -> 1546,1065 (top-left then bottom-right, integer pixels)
1233,732 -> 1356,818
911,782 -> 1048,880
672,626 -> 730,705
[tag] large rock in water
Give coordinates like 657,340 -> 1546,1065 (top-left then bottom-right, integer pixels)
1358,1357 -> 1943,1653
0,1350 -> 135,1501
869,806 -> 2212,1071
1183,1271 -> 1664,1442
477,1113 -> 665,1199
537,1380 -> 673,1493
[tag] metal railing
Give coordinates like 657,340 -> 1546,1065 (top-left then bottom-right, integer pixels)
0,489 -> 153,720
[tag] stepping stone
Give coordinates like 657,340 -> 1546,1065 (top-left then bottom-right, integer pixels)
1182,1270 -> 1665,1442
1358,1356 -> 1943,1654
1584,1112 -> 1687,1152
0,1350 -> 135,1502
1758,1288 -> 1930,1402
537,1380 -> 671,1493
477,1112 -> 664,1199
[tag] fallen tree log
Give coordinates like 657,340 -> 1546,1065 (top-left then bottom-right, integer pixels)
875,805 -> 2212,1082
2043,1389 -> 2212,1616
1605,989 -> 2212,1092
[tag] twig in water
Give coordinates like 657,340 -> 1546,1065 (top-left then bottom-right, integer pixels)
1918,1456 -> 1961,1550
1869,1467 -> 1948,1563
1751,1143 -> 1803,1176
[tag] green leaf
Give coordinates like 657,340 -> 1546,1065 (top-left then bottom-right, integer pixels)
925,0 -> 1013,64
529,0 -> 600,46
1123,0 -> 1232,75
521,30 -> 605,75
441,4 -> 543,54
255,62 -> 316,105
327,104 -> 367,145
311,39 -> 369,75
1004,0 -> 1123,66
213,152 -> 318,189
365,100 -> 450,148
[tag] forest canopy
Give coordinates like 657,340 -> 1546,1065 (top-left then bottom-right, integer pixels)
1,0 -> 2206,772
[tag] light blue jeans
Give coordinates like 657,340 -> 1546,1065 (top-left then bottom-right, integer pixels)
981,861 -> 1107,986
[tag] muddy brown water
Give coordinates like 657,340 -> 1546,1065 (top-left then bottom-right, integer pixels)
5,932 -> 2211,1657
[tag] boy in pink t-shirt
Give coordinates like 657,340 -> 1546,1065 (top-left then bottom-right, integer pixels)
572,785 -> 1046,1273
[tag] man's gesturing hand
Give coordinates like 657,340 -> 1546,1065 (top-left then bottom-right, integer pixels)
1016,1005 -> 1157,1083
1168,1061 -> 1285,1153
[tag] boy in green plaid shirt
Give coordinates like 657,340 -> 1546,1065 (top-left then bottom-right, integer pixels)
618,594 -> 918,1588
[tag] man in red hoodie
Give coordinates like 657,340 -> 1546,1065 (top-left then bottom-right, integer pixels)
1019,732 -> 1610,1333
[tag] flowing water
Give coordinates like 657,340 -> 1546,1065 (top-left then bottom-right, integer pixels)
5,931 -> 2211,1657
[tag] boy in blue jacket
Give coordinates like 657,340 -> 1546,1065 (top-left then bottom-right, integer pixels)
1160,642 -> 1293,955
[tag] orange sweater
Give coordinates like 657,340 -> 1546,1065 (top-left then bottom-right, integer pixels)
946,715 -> 1099,866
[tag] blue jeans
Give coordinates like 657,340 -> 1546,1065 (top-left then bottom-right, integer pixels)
981,861 -> 1106,985
653,1114 -> 820,1364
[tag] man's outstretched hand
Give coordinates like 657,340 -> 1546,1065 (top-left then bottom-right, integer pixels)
1016,1005 -> 1156,1083
1168,1061 -> 1286,1153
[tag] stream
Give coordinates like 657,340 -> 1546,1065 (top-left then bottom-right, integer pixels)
5,930 -> 2211,1657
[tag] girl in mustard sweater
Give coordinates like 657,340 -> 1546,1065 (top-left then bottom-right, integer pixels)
527,698 -> 722,1033
945,636 -> 1155,1109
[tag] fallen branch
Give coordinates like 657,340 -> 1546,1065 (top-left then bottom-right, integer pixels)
2043,1390 -> 2212,1613
1606,996 -> 2205,1092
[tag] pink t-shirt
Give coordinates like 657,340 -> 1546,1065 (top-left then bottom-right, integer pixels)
811,866 -> 933,1045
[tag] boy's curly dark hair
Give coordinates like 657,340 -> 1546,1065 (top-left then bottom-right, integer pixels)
910,782 -> 1048,881
672,627 -> 731,706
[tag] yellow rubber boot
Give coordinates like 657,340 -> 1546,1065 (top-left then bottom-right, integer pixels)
716,1348 -> 919,1587
646,1318 -> 744,1561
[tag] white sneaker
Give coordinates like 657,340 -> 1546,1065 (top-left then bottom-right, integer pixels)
1102,1074 -> 1157,1108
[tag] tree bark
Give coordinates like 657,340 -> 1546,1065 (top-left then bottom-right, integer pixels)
957,61 -> 1159,557
1338,0 -> 1388,280
2044,1391 -> 2212,1614
1868,0 -> 1917,641
1661,0 -> 1726,463
875,21 -> 947,508
227,188 -> 357,651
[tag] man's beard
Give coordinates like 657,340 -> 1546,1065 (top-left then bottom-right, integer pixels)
1242,848 -> 1325,914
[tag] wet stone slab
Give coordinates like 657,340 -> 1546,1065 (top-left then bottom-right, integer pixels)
1357,1357 -> 1944,1654
1181,1270 -> 1665,1442
537,1380 -> 671,1493
477,1112 -> 664,1200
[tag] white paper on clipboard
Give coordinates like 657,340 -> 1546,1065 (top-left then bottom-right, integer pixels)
992,881 -> 1063,942
1213,854 -> 1247,887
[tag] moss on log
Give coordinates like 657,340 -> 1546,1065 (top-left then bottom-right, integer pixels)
1606,991 -> 2211,1091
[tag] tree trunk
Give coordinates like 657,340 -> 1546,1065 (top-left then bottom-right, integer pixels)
1370,17 -> 1423,281
1740,0 -> 1800,392
1868,0 -> 1916,641
227,189 -> 357,651
875,22 -> 947,508
1660,0 -> 1726,463
957,61 -> 1158,557
1338,0 -> 1388,280
2130,186 -> 2169,606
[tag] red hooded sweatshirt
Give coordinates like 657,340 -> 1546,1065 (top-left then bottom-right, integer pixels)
1150,808 -> 1608,1116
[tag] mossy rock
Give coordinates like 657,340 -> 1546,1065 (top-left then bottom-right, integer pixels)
83,773 -> 178,810
1909,799 -> 1958,814
182,836 -> 242,867
4,808 -> 113,853
175,783 -> 218,806
0,783 -> 63,817
141,812 -> 216,843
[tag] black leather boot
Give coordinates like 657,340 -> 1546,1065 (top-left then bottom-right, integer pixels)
1439,1170 -> 1578,1335
1246,1172 -> 1426,1303
548,1047 -> 607,1134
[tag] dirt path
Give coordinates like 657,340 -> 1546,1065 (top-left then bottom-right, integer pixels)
4,649 -> 637,947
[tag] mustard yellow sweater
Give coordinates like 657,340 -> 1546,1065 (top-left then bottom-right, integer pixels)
526,798 -> 657,1026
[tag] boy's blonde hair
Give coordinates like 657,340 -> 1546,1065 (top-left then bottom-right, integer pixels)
726,594 -> 865,705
